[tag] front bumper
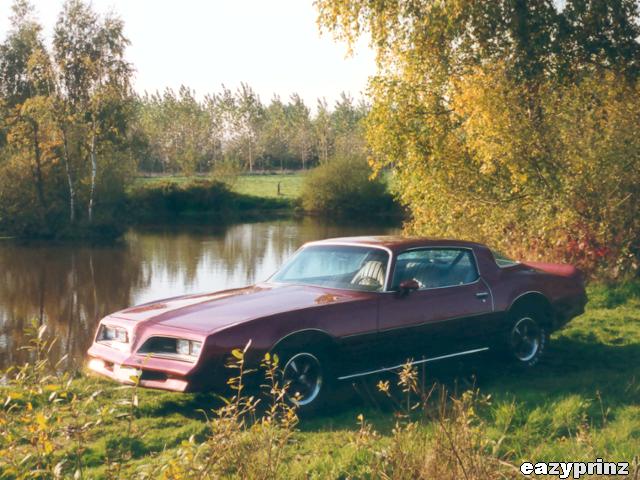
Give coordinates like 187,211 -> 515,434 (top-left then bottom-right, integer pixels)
87,356 -> 191,392
86,343 -> 198,392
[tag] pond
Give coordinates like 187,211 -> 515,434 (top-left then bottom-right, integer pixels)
0,217 -> 399,370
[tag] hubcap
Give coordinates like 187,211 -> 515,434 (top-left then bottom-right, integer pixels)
510,317 -> 541,362
283,353 -> 323,406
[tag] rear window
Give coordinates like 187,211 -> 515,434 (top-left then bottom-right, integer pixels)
492,250 -> 519,268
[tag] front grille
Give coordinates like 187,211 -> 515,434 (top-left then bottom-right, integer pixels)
140,370 -> 167,382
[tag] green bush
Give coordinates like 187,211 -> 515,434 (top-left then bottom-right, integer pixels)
0,152 -> 131,239
126,179 -> 233,218
301,156 -> 398,217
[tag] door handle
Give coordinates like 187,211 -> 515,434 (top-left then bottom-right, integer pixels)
475,292 -> 489,299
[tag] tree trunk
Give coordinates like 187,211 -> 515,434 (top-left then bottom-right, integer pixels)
301,142 -> 307,170
88,124 -> 97,224
29,119 -> 47,219
61,127 -> 76,224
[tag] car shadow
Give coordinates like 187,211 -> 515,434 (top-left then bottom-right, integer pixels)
137,335 -> 640,430
300,336 -> 640,432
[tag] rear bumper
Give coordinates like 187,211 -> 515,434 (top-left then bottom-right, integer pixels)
553,291 -> 588,330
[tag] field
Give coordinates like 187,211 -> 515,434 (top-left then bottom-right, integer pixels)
1,283 -> 639,478
133,173 -> 305,200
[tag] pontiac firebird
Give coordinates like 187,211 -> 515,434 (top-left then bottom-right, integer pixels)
87,236 -> 587,411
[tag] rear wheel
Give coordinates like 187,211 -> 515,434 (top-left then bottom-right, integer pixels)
507,311 -> 548,367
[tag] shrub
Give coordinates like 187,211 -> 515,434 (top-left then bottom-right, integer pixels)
126,179 -> 234,219
301,156 -> 398,217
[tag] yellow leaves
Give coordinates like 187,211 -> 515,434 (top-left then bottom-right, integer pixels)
377,380 -> 390,395
43,440 -> 55,455
35,412 -> 48,429
231,349 -> 244,360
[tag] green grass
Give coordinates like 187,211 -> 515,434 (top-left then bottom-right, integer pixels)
232,173 -> 305,200
133,173 -> 305,200
2,283 -> 639,478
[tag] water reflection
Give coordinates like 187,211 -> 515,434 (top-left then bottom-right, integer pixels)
0,217 -> 399,369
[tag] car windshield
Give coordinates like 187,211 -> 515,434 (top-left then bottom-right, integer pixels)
270,245 -> 389,291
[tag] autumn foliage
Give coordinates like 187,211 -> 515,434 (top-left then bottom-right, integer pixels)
317,0 -> 640,276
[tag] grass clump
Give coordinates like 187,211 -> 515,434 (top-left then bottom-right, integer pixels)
587,281 -> 640,309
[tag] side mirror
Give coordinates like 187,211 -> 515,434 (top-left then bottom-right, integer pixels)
398,279 -> 420,296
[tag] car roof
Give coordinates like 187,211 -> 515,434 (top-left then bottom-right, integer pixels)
305,236 -> 487,254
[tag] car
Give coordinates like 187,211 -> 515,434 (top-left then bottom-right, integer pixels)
87,236 -> 587,411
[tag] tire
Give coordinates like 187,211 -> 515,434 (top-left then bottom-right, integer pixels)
506,309 -> 549,367
277,347 -> 333,415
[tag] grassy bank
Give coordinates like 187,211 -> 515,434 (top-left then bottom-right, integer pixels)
133,173 -> 304,199
126,174 -> 303,223
128,171 -> 402,222
1,283 -> 639,478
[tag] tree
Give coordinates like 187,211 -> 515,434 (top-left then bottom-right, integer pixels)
262,95 -> 289,170
136,87 -> 214,174
53,0 -> 132,224
231,83 -> 264,172
287,93 -> 313,169
317,0 -> 640,274
332,92 -> 367,160
0,0 -> 55,229
313,98 -> 332,164
0,0 -> 135,236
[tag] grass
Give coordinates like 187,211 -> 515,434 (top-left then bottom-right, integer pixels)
133,173 -> 305,200
2,283 -> 639,478
232,173 -> 305,200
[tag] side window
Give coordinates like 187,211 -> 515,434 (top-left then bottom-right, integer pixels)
392,248 -> 479,289
491,249 -> 519,268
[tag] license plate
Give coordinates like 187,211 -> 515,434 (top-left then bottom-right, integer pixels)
113,364 -> 141,382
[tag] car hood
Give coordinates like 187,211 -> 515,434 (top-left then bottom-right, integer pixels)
110,283 -> 367,335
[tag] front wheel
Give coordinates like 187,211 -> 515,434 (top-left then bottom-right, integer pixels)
507,313 -> 548,367
279,349 -> 333,415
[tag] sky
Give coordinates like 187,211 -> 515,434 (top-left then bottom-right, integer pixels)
0,0 -> 376,107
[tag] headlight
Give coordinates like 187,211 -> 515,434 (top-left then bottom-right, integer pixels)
138,337 -> 202,362
176,339 -> 190,356
97,324 -> 128,343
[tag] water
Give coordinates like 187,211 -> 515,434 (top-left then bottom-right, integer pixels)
0,217 -> 399,369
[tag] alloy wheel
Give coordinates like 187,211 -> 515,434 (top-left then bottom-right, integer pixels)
283,352 -> 323,406
510,317 -> 542,362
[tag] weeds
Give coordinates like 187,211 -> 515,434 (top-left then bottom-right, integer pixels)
138,344 -> 299,480
360,364 -> 516,479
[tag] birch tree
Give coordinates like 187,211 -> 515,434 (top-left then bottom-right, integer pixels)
53,0 -> 131,224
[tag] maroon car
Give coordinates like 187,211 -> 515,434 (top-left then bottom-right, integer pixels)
87,236 -> 586,410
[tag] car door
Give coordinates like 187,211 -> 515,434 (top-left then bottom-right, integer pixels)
377,247 -> 494,365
